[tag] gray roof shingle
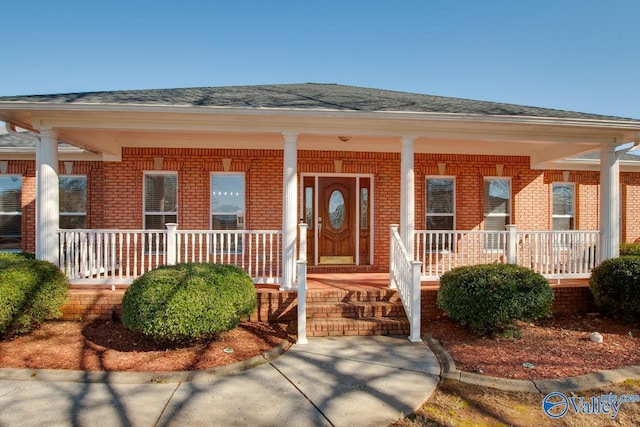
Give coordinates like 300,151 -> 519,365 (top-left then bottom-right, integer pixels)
0,83 -> 637,122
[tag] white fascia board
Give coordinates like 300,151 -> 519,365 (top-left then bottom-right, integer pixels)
0,149 -> 109,161
534,158 -> 640,172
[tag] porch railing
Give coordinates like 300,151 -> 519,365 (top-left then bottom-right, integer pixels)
389,225 -> 422,342
58,226 -> 282,285
414,227 -> 599,279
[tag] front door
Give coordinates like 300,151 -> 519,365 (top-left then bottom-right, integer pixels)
303,175 -> 372,266
318,177 -> 356,264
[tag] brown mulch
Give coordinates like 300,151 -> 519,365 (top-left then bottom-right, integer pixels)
1,315 -> 639,380
0,320 -> 293,372
427,313 -> 640,380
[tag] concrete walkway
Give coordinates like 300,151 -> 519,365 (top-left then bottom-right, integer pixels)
0,336 -> 440,427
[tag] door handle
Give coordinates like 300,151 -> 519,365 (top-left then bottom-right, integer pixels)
318,217 -> 322,237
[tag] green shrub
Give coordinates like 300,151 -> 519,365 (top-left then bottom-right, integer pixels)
437,264 -> 554,335
122,263 -> 257,342
0,253 -> 70,337
589,256 -> 640,319
620,243 -> 640,257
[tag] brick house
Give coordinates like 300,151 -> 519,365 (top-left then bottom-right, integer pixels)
0,84 -> 639,338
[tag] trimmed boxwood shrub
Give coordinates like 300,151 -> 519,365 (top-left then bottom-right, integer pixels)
122,263 -> 257,343
589,256 -> 640,319
437,264 -> 554,335
0,252 -> 70,337
620,243 -> 640,257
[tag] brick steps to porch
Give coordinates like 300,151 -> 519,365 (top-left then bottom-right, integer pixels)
305,288 -> 410,337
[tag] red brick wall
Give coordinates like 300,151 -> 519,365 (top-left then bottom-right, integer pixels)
61,287 -> 298,322
5,149 -> 640,261
61,282 -> 595,322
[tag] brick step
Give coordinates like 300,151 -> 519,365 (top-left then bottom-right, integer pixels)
306,289 -> 401,303
307,301 -> 406,319
307,317 -> 410,337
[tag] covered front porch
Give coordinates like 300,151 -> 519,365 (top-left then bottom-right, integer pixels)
2,84 -> 638,343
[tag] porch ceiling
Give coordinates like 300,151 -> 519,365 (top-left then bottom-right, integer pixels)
1,103 -> 639,166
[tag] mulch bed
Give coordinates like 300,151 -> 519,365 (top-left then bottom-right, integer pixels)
427,314 -> 640,380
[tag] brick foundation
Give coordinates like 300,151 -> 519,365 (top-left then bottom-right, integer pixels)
60,281 -> 597,334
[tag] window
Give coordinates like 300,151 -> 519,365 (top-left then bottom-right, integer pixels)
144,173 -> 177,229
552,183 -> 575,230
425,177 -> 455,251
59,176 -> 87,229
484,178 -> 511,249
426,177 -> 455,230
211,173 -> 245,251
0,175 -> 21,250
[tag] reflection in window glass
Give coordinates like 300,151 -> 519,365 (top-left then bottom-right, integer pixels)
328,190 -> 345,229
552,183 -> 575,230
426,178 -> 454,230
483,178 -> 511,249
60,176 -> 87,229
211,174 -> 245,252
305,187 -> 313,230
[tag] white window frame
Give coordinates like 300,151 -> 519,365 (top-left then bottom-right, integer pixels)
425,176 -> 456,252
425,176 -> 456,230
483,177 -> 511,250
0,174 -> 22,251
551,182 -> 576,231
143,171 -> 178,230
210,172 -> 245,254
59,174 -> 87,229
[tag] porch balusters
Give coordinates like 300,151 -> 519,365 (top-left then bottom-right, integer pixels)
413,226 -> 600,280
389,224 -> 422,343
58,224 -> 284,285
297,222 -> 308,344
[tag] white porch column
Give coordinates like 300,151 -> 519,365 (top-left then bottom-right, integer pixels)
36,129 -> 59,264
599,145 -> 620,262
400,136 -> 416,256
281,132 -> 299,290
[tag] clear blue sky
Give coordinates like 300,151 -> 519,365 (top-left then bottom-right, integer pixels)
2,0 -> 638,118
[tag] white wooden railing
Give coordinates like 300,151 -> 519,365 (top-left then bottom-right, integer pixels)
58,225 -> 282,285
297,222 -> 308,344
414,227 -> 599,279
515,230 -> 599,278
389,225 -> 422,342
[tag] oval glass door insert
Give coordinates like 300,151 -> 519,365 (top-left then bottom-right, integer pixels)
328,190 -> 345,229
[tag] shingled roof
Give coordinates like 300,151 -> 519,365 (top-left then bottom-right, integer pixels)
1,83 -> 637,122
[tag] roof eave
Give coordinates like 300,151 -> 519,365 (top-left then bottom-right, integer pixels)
1,101 -> 640,131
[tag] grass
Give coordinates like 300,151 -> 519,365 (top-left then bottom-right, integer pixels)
391,379 -> 640,427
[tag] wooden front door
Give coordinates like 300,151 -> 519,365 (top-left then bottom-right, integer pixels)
319,177 -> 356,264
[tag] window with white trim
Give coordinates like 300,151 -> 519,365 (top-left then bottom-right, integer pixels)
483,177 -> 511,249
426,177 -> 455,251
552,182 -> 575,230
0,175 -> 21,250
211,173 -> 245,252
143,172 -> 177,230
59,175 -> 87,229
426,177 -> 455,230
